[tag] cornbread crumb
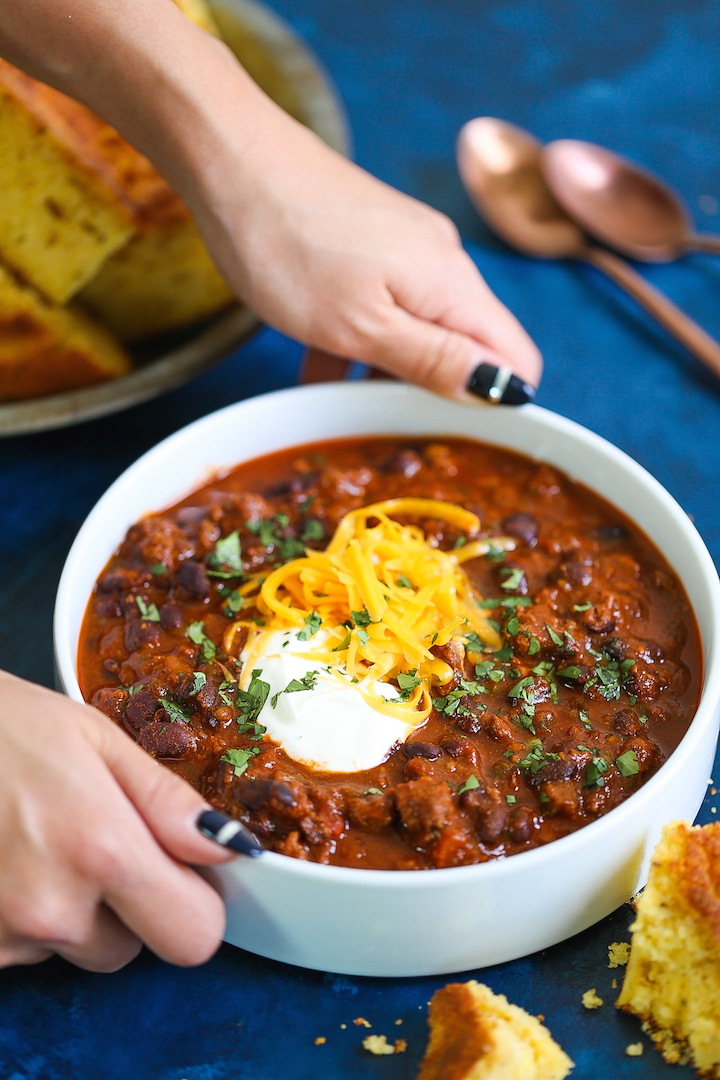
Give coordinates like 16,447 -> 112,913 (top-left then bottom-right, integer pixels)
608,942 -> 631,968
340,1024 -> 347,1030
582,989 -> 603,1010
617,821 -> 720,1075
395,1019 -> 403,1025
363,1035 -> 395,1056
418,980 -> 573,1080
612,979 -> 617,990
395,1039 -> 407,1053
354,1017 -> 371,1028
625,1043 -> 643,1057
314,1037 -> 326,1046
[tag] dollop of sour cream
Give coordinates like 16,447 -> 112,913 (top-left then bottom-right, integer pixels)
242,629 -> 416,772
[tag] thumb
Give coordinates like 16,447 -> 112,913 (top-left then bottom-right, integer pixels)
83,708 -> 235,867
357,304 -> 541,401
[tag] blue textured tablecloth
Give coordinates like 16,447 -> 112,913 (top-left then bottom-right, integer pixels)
2,1 -> 720,1076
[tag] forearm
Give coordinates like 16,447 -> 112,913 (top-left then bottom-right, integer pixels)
0,0 -> 291,218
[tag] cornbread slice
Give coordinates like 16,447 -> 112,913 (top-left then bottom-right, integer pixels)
617,820 -> 720,1075
418,980 -> 573,1080
79,211 -> 234,342
0,264 -> 130,401
0,60 -> 135,304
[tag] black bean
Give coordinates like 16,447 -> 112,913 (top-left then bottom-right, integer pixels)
503,512 -> 538,546
441,736 -> 474,758
139,719 -> 196,758
384,448 -> 423,478
475,803 -> 507,845
404,741 -> 442,760
102,658 -> 120,675
159,601 -> 184,630
593,524 -> 630,542
508,805 -> 535,843
177,560 -> 210,598
124,618 -> 160,652
237,778 -> 297,811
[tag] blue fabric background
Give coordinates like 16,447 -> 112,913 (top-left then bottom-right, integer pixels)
1,1 -> 720,1076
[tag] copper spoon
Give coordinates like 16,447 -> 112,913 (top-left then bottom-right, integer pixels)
457,117 -> 720,378
542,139 -> 720,262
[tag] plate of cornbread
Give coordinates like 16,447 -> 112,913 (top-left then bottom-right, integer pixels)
0,0 -> 349,435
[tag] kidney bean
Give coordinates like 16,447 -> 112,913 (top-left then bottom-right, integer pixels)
503,512 -> 538,546
123,690 -> 159,732
159,601 -> 184,630
177,560 -> 210,598
384,448 -> 423,478
508,805 -> 536,844
139,719 -> 196,758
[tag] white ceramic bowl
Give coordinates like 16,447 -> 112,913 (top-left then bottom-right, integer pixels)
55,383 -> 720,977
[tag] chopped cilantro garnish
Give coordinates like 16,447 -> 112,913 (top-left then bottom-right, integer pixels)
457,774 -> 480,795
579,708 -> 593,731
396,573 -> 413,590
506,616 -> 520,636
236,669 -> 270,724
235,719 -> 267,741
221,589 -> 244,616
356,628 -> 369,646
274,513 -> 290,528
332,626 -> 352,651
135,595 -> 161,622
557,666 -> 582,680
351,608 -> 372,627
271,670 -> 319,709
363,788 -> 384,796
218,679 -> 235,707
246,519 -> 280,548
433,679 -> 486,720
453,536 -> 467,549
616,749 -> 640,776
465,631 -> 486,653
485,544 -> 507,562
639,714 -> 648,725
500,567 -> 525,592
528,634 -> 540,656
190,672 -> 206,695
508,676 -> 535,700
573,601 -> 593,612
474,660 -> 496,678
397,671 -> 422,702
477,597 -> 502,609
300,518 -> 325,543
505,793 -> 517,805
578,745 -> 609,787
280,537 -> 307,561
545,624 -> 564,648
297,610 -> 322,641
518,739 -> 559,775
215,530 -> 243,570
221,747 -> 260,778
162,700 -> 191,723
494,643 -> 514,661
187,620 -> 216,662
151,563 -> 166,575
299,496 -> 316,514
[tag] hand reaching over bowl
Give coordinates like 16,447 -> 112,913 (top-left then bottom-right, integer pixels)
0,670 -> 235,971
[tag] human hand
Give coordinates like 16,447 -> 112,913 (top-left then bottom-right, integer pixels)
0,671 -> 233,972
191,89 -> 542,401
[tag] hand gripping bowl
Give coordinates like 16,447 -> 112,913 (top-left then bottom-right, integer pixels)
54,382 -> 720,977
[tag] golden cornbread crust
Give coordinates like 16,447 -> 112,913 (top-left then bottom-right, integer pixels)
617,820 -> 720,1076
418,981 -> 573,1080
0,264 -> 130,401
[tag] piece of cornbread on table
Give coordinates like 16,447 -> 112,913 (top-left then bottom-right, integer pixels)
617,820 -> 720,1076
0,264 -> 130,401
418,980 -> 573,1080
0,59 -> 136,305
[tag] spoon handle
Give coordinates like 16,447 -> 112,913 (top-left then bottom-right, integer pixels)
581,246 -> 720,378
686,233 -> 720,254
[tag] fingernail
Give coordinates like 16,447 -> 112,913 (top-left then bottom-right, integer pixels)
467,363 -> 536,406
197,809 -> 264,858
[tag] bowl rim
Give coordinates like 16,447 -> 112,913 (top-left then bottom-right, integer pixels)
54,381 -> 720,887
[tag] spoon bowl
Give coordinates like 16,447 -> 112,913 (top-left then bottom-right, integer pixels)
457,118 -> 582,258
542,140 -> 720,262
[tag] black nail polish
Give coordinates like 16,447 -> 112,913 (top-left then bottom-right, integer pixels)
467,363 -> 536,406
197,809 -> 264,857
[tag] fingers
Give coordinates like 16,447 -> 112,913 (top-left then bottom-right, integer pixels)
83,706 -> 234,868
351,302 -> 528,400
0,942 -> 53,968
53,904 -> 142,973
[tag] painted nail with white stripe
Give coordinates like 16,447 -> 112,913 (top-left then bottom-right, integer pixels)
197,809 -> 264,857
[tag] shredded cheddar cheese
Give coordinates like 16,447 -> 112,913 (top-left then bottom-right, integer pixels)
230,499 -> 514,724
